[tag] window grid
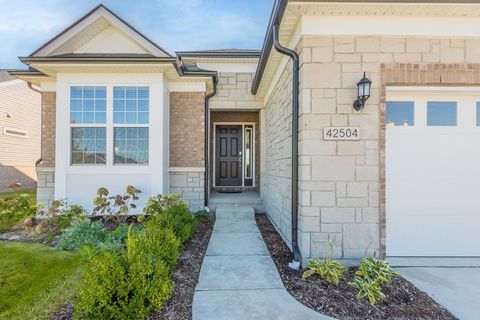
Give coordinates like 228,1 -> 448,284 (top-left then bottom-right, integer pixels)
113,86 -> 149,125
71,127 -> 106,165
114,127 -> 149,165
70,86 -> 106,124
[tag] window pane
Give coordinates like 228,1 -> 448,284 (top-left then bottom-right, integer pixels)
70,86 -> 107,124
71,127 -> 106,165
114,127 -> 149,165
477,102 -> 480,126
386,101 -> 414,126
113,86 -> 149,124
427,101 -> 457,126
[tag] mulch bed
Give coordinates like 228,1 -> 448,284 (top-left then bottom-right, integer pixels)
51,215 -> 215,320
255,213 -> 457,320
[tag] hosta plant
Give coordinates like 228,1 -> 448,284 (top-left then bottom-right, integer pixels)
356,257 -> 400,284
302,241 -> 347,285
349,276 -> 385,305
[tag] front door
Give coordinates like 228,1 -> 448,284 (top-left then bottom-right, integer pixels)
215,125 -> 242,186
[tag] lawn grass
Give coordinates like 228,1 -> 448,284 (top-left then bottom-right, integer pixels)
0,241 -> 82,320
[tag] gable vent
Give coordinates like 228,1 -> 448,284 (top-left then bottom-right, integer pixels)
3,127 -> 28,138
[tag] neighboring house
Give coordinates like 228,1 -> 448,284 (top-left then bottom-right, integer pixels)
10,1 -> 480,265
0,70 -> 41,192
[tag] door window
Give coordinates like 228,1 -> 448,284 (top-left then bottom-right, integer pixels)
427,101 -> 457,126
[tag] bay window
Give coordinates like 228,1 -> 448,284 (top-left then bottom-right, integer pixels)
70,85 -> 149,166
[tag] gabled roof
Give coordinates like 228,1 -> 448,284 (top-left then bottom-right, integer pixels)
0,70 -> 15,83
30,4 -> 172,58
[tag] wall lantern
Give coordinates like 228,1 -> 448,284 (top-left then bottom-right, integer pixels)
353,72 -> 372,111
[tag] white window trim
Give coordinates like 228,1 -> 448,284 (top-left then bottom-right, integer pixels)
68,85 -> 150,167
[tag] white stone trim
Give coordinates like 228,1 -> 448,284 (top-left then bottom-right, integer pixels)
168,82 -> 206,92
301,15 -> 480,38
387,86 -> 480,95
168,167 -> 205,172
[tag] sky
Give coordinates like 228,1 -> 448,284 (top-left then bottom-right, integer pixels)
0,0 -> 274,69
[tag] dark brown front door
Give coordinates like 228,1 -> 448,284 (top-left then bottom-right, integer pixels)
216,125 -> 242,186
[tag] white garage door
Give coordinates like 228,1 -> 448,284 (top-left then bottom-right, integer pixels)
386,89 -> 480,257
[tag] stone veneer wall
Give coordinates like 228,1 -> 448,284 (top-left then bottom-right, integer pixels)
210,72 -> 263,110
37,92 -> 56,208
169,92 -> 205,211
261,61 -> 294,247
296,35 -> 480,262
169,170 -> 205,212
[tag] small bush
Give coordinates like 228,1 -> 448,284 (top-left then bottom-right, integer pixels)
74,223 -> 179,318
57,220 -> 105,250
92,186 -> 141,223
127,222 -> 181,272
143,193 -> 182,216
34,200 -> 86,237
148,202 -> 196,244
0,193 -> 37,231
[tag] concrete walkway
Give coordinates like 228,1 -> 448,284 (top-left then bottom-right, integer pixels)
192,205 -> 331,320
399,267 -> 480,320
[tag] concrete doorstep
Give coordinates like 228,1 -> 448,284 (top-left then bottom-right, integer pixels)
192,206 -> 332,320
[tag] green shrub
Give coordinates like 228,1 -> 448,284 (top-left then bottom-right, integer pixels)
0,193 -> 37,231
74,222 -> 179,319
57,220 -> 105,250
355,257 -> 400,285
127,222 -> 181,272
34,200 -> 86,237
148,202 -> 196,244
143,193 -> 182,216
349,276 -> 385,305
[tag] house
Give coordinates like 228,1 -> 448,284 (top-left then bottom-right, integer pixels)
10,0 -> 480,265
0,70 -> 41,192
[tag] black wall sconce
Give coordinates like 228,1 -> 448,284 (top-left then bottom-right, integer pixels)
353,72 -> 372,111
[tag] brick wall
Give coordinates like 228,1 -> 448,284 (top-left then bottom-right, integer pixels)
36,92 -> 56,208
281,35 -> 480,263
169,92 -> 205,167
39,92 -> 56,168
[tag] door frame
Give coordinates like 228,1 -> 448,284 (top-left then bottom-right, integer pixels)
212,122 -> 256,188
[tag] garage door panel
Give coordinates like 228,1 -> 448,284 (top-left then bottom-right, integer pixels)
386,95 -> 480,257
387,215 -> 480,256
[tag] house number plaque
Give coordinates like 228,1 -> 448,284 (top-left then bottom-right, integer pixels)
323,127 -> 360,141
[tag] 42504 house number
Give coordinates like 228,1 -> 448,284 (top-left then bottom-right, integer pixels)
323,127 -> 360,141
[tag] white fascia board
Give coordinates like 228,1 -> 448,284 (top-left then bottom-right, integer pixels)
264,19 -> 302,103
301,15 -> 480,37
168,82 -> 206,92
196,62 -> 258,73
